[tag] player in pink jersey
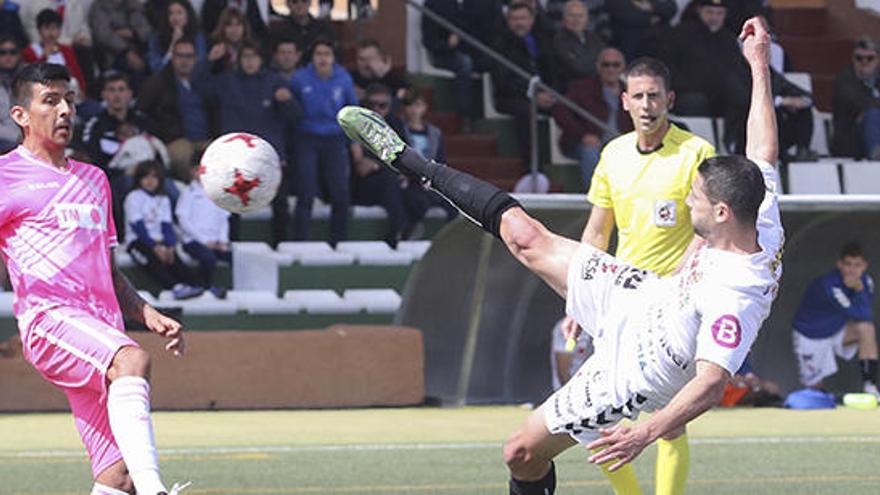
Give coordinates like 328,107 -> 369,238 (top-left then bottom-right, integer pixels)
2,63 -> 188,495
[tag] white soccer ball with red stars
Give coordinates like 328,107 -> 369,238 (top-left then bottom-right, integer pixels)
199,132 -> 282,214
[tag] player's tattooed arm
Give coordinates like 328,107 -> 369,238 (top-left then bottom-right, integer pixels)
110,252 -> 148,323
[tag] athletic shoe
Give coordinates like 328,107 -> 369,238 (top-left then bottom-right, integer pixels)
337,106 -> 407,166
864,381 -> 880,400
172,283 -> 203,300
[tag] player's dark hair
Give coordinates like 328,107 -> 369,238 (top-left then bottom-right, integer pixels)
624,57 -> 672,92
36,9 -> 63,29
357,38 -> 382,52
171,37 -> 197,53
697,155 -> 766,228
11,63 -> 71,108
0,33 -> 21,48
840,241 -> 865,260
401,88 -> 425,107
272,35 -> 300,54
365,82 -> 392,99
133,160 -> 167,196
310,37 -> 336,58
238,39 -> 264,61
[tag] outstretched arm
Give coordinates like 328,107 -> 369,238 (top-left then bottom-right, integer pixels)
111,253 -> 185,356
741,17 -> 778,165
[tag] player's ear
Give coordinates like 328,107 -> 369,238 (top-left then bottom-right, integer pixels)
667,90 -> 676,111
714,201 -> 731,223
621,91 -> 630,112
9,105 -> 28,129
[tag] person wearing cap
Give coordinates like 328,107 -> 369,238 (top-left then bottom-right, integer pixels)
659,0 -> 751,154
831,36 -> 880,158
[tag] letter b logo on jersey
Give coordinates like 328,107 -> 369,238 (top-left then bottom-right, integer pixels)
711,315 -> 741,349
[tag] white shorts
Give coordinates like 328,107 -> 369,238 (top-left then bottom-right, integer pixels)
542,245 -> 655,444
792,328 -> 858,387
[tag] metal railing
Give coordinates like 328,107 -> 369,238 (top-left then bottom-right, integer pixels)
407,0 -> 617,184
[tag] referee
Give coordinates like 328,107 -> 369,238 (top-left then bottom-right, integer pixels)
572,57 -> 716,495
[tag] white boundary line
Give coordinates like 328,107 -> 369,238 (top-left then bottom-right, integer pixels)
6,436 -> 880,459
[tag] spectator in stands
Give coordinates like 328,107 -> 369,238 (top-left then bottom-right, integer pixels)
421,0 -> 482,131
0,0 -> 28,47
208,7 -> 254,73
0,35 -> 22,154
492,2 -> 557,171
605,0 -> 676,60
792,242 -> 879,400
82,72 -> 156,233
501,0 -> 555,40
23,9 -> 88,97
660,0 -> 750,153
147,0 -> 207,73
718,357 -> 782,408
124,160 -> 204,300
290,38 -> 357,246
552,0 -> 605,92
271,36 -> 302,83
176,161 -> 231,298
88,0 -> 151,79
552,47 -> 633,187
400,88 -> 459,227
350,83 -> 412,247
202,40 -> 300,245
272,0 -> 336,61
201,0 -> 270,43
352,39 -> 410,103
137,37 -> 211,181
832,36 -> 880,159
772,69 -> 816,162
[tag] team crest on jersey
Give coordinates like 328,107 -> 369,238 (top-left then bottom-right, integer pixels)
711,315 -> 742,349
54,203 -> 106,231
653,199 -> 677,227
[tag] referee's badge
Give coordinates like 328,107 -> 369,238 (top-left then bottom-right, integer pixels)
653,199 -> 677,227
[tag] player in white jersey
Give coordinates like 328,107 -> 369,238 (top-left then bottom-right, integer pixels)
338,17 -> 782,494
1,64 -> 188,494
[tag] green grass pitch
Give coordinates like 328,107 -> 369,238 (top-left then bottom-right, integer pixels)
2,406 -> 879,494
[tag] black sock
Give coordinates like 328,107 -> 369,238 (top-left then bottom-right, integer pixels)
392,147 -> 520,238
509,462 -> 556,495
860,359 -> 878,384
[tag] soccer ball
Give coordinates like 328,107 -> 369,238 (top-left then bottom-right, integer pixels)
199,132 -> 282,214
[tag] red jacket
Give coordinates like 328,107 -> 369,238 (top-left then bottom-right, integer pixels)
552,76 -> 633,152
22,43 -> 87,96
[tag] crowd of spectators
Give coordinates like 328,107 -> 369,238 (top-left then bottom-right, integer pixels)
0,0 -> 876,255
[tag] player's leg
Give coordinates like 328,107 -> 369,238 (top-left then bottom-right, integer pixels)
504,405 -> 576,494
842,321 -> 879,395
105,345 -> 171,495
337,106 -> 578,297
655,426 -> 689,495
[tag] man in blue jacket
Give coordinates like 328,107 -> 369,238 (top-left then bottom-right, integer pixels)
792,242 -> 879,398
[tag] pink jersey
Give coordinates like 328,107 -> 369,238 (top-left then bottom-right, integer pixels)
0,146 -> 123,336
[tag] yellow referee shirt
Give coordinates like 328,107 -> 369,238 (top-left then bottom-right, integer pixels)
587,124 -> 716,277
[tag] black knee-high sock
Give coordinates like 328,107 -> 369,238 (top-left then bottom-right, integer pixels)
860,359 -> 878,385
509,462 -> 556,495
391,147 -> 520,238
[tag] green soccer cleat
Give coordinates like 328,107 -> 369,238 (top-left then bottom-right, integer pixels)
337,105 -> 407,166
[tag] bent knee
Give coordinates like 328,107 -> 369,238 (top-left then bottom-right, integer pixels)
503,432 -> 534,469
108,346 -> 151,381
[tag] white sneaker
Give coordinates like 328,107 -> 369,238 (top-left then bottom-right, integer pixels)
863,382 -> 880,400
169,482 -> 192,495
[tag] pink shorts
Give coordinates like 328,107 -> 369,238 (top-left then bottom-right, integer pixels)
22,307 -> 138,478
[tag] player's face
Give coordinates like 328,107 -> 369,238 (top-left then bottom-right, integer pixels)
168,2 -> 188,30
507,9 -> 535,38
838,255 -> 868,280
698,6 -> 726,33
686,173 -> 714,239
562,3 -> 588,33
13,80 -> 76,149
622,74 -> 672,136
102,80 -> 132,112
274,42 -> 301,71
